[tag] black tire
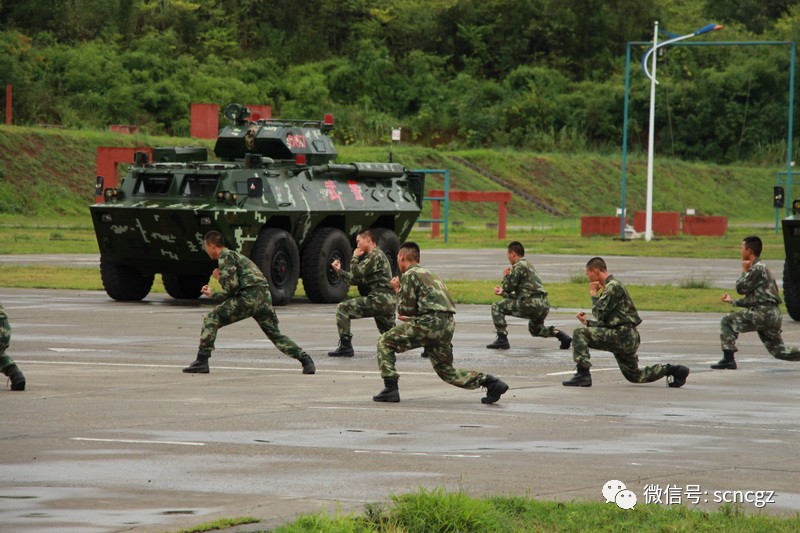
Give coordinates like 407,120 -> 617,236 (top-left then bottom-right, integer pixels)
300,227 -> 351,303
358,228 -> 401,297
250,228 -> 300,306
783,262 -> 800,321
100,259 -> 154,301
162,273 -> 209,300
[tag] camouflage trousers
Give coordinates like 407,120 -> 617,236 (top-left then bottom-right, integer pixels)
377,312 -> 486,388
721,306 -> 800,360
336,291 -> 396,339
198,287 -> 305,360
0,310 -> 15,371
491,297 -> 556,337
573,325 -> 668,383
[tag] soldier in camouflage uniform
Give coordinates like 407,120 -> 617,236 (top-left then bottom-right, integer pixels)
486,241 -> 572,350
0,301 -> 26,391
327,229 -> 396,357
373,242 -> 509,404
183,231 -> 316,375
712,235 -> 800,370
562,257 -> 689,388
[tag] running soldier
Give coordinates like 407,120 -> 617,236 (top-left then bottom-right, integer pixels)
486,241 -> 571,350
328,229 -> 396,357
562,257 -> 689,388
373,242 -> 509,404
182,231 -> 316,375
0,301 -> 26,391
712,235 -> 800,369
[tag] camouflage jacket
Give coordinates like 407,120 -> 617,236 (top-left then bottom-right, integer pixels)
0,302 -> 6,321
339,247 -> 393,293
215,249 -> 268,299
398,264 -> 456,317
733,257 -> 782,308
587,275 -> 642,328
501,257 -> 547,299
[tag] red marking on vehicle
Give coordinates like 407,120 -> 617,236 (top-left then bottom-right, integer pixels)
347,180 -> 365,201
287,134 -> 307,148
324,180 -> 341,201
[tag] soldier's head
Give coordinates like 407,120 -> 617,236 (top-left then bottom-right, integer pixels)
507,241 -> 525,264
585,256 -> 608,283
203,230 -> 226,259
398,242 -> 420,273
356,229 -> 377,253
742,236 -> 762,259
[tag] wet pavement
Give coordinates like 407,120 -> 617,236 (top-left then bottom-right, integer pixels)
1,286 -> 800,531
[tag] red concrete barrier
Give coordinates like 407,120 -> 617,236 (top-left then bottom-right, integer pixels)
95,146 -> 153,202
682,215 -> 728,236
190,103 -> 220,139
633,211 -> 680,236
428,189 -> 512,239
581,216 -> 626,236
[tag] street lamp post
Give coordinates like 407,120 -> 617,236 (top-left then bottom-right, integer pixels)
641,22 -> 723,241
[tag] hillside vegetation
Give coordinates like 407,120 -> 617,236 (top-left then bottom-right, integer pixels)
0,125 -> 781,225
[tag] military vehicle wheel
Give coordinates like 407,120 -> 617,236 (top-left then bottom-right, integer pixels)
100,260 -> 155,301
162,273 -> 208,300
358,228 -> 401,297
251,228 -> 300,306
783,262 -> 800,321
301,227 -> 351,303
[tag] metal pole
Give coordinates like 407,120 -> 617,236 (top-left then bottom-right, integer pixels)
620,43 -> 632,240
645,21 -> 659,241
787,42 -> 796,217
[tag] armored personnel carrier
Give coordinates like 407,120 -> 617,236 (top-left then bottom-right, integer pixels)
90,103 -> 425,305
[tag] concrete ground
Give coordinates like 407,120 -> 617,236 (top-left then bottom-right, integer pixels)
1,282 -> 800,532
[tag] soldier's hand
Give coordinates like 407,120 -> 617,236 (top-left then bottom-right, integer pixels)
211,268 -> 221,280
588,281 -> 601,296
353,247 -> 365,257
742,260 -> 752,272
721,293 -> 733,304
576,311 -> 588,325
331,259 -> 341,271
397,314 -> 409,322
390,276 -> 401,292
201,285 -> 213,298
503,266 -> 511,276
494,286 -> 503,296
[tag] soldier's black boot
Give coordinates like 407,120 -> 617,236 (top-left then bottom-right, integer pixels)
3,364 -> 26,391
555,331 -> 572,350
328,337 -> 354,357
299,355 -> 316,375
665,364 -> 690,388
562,367 -> 592,387
373,377 -> 400,402
481,375 -> 509,404
710,350 -> 737,370
486,332 -> 510,350
182,353 -> 210,374
420,350 -> 429,358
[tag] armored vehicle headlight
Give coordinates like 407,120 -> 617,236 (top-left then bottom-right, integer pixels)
101,213 -> 112,223
199,216 -> 212,226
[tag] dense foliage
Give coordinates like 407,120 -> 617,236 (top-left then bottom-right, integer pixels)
2,0 -> 800,163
